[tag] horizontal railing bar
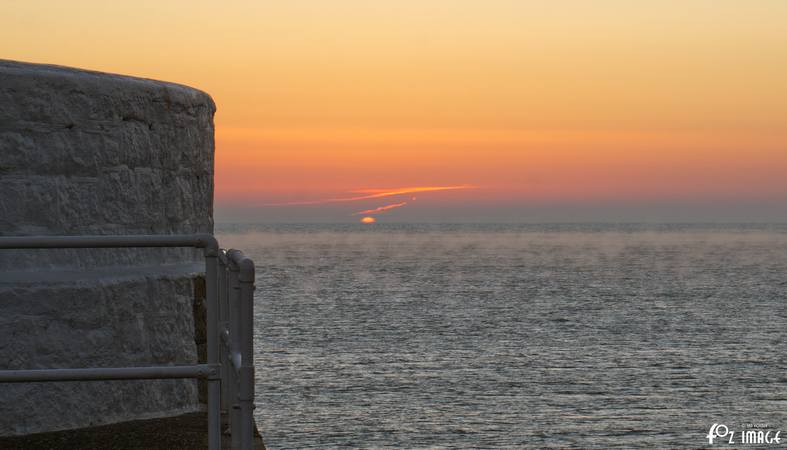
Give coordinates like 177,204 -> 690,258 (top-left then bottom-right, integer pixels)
0,234 -> 217,253
226,249 -> 255,282
226,249 -> 245,263
0,364 -> 216,383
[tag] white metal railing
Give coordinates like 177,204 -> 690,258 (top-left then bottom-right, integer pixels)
0,234 -> 256,450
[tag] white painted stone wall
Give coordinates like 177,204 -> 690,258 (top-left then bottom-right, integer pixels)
0,60 -> 215,435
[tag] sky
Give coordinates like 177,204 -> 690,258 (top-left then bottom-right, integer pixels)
2,1 -> 786,222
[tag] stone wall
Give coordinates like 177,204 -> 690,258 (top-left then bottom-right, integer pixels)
0,60 -> 216,436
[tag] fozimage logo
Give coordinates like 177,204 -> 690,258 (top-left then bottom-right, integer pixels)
707,423 -> 781,446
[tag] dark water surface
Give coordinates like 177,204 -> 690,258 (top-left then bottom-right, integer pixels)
217,224 -> 787,449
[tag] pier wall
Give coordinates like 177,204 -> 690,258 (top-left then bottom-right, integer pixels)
0,60 -> 215,436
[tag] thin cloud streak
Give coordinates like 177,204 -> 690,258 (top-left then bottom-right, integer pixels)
263,185 -> 474,206
353,201 -> 408,216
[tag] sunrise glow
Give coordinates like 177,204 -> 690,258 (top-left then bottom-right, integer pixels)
263,186 -> 473,207
360,217 -> 376,224
4,1 -> 786,222
354,202 -> 408,216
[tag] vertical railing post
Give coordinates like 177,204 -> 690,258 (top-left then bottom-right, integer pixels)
228,265 -> 242,450
218,255 -> 230,419
204,242 -> 221,450
237,256 -> 256,450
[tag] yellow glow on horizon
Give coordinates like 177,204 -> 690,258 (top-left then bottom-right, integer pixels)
360,217 -> 376,224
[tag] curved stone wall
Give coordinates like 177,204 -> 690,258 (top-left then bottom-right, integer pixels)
0,60 -> 215,435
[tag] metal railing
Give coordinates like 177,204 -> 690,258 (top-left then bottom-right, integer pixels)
0,234 -> 256,450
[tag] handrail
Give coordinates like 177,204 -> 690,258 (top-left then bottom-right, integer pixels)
0,365 -> 217,382
0,233 -> 218,255
0,234 -> 255,450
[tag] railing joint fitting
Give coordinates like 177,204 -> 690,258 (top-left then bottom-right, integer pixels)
206,363 -> 222,380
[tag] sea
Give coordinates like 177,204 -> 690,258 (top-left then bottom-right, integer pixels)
216,224 -> 787,449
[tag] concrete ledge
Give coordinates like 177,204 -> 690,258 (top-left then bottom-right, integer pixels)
0,412 -> 266,450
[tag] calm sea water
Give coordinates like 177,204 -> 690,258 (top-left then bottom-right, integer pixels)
217,224 -> 787,449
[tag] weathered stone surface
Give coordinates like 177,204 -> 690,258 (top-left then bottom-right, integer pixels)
0,276 -> 200,435
0,60 -> 216,435
0,59 -> 215,271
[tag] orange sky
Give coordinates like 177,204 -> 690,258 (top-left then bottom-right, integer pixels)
2,1 -> 786,221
